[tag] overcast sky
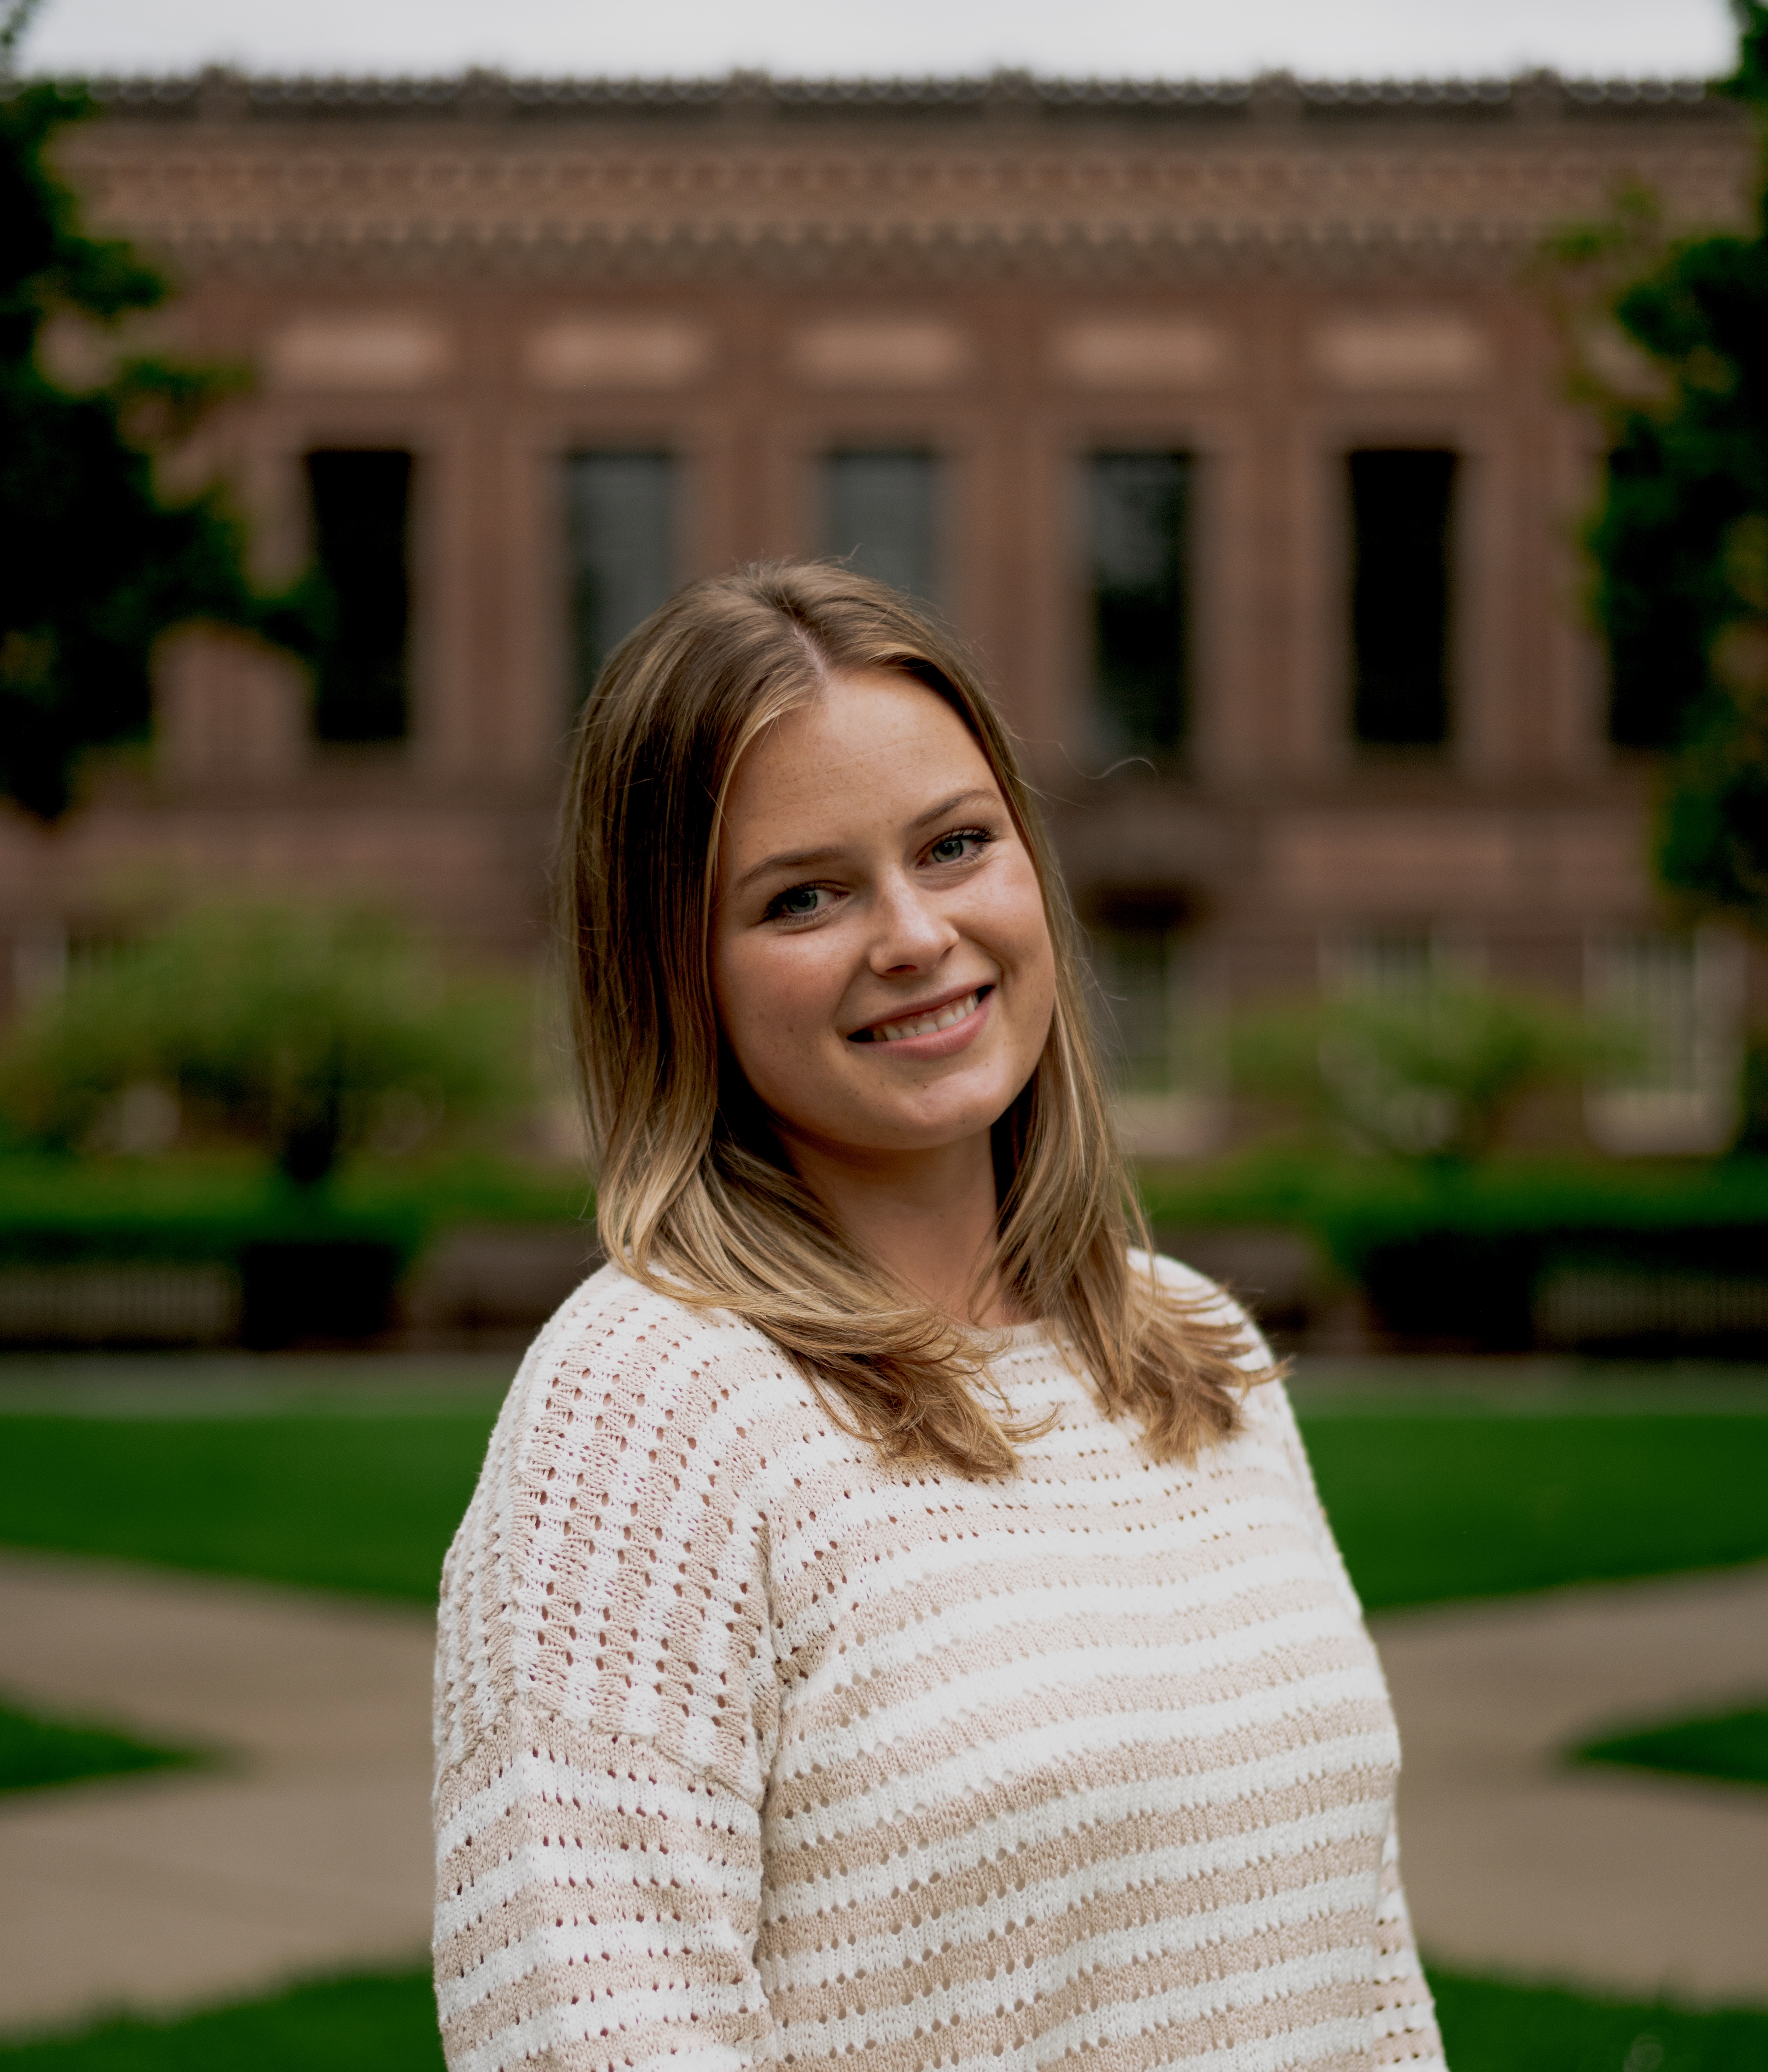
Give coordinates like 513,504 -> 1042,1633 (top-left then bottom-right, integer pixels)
16,0 -> 1737,84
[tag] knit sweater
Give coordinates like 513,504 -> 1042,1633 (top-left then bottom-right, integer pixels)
433,1256 -> 1446,2072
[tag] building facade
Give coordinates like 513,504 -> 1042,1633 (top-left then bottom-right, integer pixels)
3,69 -> 1757,1151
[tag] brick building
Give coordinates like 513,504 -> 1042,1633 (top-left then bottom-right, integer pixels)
2,68 -> 1757,1152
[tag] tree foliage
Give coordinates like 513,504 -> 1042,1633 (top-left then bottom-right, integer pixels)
1556,0 -> 1768,931
0,9 -> 309,819
0,903 -> 530,1185
1232,981 -> 1621,1164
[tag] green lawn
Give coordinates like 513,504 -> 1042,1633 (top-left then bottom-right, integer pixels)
1426,1964 -> 1768,2072
1298,1409 -> 1768,1610
2,1366 -> 1766,2070
1575,1703 -> 1768,1789
0,1405 -> 500,1601
0,1697 -> 202,1796
0,1969 -> 442,2072
1,1960 -> 1762,2072
0,1388 -> 1764,1611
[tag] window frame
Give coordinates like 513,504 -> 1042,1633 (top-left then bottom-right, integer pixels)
302,445 -> 417,748
1344,445 -> 1459,753
1083,447 -> 1196,767
561,448 -> 681,708
820,446 -> 945,609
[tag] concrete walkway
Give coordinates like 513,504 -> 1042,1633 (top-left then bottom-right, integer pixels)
0,1550 -> 435,2036
1373,1562 -> 1768,2005
0,1548 -> 1764,2036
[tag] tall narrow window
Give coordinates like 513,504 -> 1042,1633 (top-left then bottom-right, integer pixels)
1586,930 -> 1744,1154
1320,928 -> 1467,1157
565,452 -> 677,703
824,450 -> 939,605
1089,451 -> 1191,758
1348,449 -> 1456,748
1087,890 -> 1221,1156
1094,924 -> 1188,1100
1325,928 -> 1444,1002
305,449 -> 412,743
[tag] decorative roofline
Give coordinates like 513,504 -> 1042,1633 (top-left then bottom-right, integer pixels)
46,65 -> 1729,126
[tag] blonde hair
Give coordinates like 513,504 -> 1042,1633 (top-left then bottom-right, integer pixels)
561,561 -> 1267,1476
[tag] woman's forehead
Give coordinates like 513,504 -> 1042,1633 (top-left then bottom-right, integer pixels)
725,674 -> 994,828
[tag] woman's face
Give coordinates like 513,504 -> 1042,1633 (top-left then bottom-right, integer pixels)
712,670 -> 1058,1169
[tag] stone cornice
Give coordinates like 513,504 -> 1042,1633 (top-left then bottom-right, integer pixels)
59,66 -> 1732,128
51,69 -> 1750,285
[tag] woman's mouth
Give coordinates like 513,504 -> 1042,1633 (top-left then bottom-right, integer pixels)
850,985 -> 993,1044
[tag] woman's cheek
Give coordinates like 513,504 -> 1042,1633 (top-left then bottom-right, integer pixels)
743,941 -> 831,1063
976,868 -> 1052,974
715,936 -> 775,1076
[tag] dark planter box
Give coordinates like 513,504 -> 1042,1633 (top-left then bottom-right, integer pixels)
1359,1223 -> 1768,1355
1359,1233 -> 1542,1352
1149,1225 -> 1323,1341
239,1238 -> 403,1349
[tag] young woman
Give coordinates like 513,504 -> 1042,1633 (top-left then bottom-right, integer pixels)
433,564 -> 1446,2072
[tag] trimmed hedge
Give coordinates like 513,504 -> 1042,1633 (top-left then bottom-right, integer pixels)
9,1148 -> 1765,1275
3,1150 -> 1765,1348
1140,1152 -> 1768,1276
0,1154 -> 592,1269
1143,1152 -> 1768,1348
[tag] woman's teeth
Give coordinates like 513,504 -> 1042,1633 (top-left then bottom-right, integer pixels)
864,990 -> 982,1043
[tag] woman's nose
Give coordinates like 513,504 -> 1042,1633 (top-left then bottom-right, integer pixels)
867,874 -> 959,974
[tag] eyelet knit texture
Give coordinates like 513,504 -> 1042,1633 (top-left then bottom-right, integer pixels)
433,1256 -> 1446,2072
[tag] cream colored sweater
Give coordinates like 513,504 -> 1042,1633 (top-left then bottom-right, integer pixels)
433,1257 -> 1446,2072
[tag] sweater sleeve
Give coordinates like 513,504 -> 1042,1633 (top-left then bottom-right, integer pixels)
1243,1376 -> 1448,2069
432,1289 -> 782,2072
1374,1806 -> 1449,2068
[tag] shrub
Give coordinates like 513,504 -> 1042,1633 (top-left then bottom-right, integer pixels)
0,903 -> 529,1185
1232,981 -> 1630,1162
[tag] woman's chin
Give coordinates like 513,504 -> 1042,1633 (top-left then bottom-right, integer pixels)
781,1098 -> 1007,1165
856,1093 -> 1022,1156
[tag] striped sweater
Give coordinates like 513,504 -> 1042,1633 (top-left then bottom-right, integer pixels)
433,1257 -> 1446,2072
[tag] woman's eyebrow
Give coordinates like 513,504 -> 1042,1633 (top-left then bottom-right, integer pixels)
730,844 -> 844,896
729,789 -> 1000,898
910,786 -> 997,829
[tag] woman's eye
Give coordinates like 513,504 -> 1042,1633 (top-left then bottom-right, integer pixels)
768,885 -> 828,921
927,829 -> 990,866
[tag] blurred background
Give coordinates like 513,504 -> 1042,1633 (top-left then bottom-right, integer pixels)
0,0 -> 1765,2066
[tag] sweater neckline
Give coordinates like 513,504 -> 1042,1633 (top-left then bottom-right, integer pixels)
962,1317 -> 1052,1352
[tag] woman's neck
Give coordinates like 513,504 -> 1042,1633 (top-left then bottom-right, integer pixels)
783,1129 -> 1011,1326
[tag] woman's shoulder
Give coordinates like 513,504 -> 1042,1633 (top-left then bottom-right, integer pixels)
537,1254 -> 771,1362
1133,1244 -> 1229,1305
456,1264 -> 818,1597
438,1261 -> 802,1759
1133,1243 -> 1265,1340
500,1256 -> 817,1458
1132,1243 -> 1293,1417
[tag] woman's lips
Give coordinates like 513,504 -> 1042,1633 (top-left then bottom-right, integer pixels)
849,984 -> 994,1050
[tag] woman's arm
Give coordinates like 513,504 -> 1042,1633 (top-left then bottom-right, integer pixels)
433,1294 -> 782,2072
433,1704 -> 769,2072
1373,1806 -> 1449,2068
1253,1377 -> 1448,2068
